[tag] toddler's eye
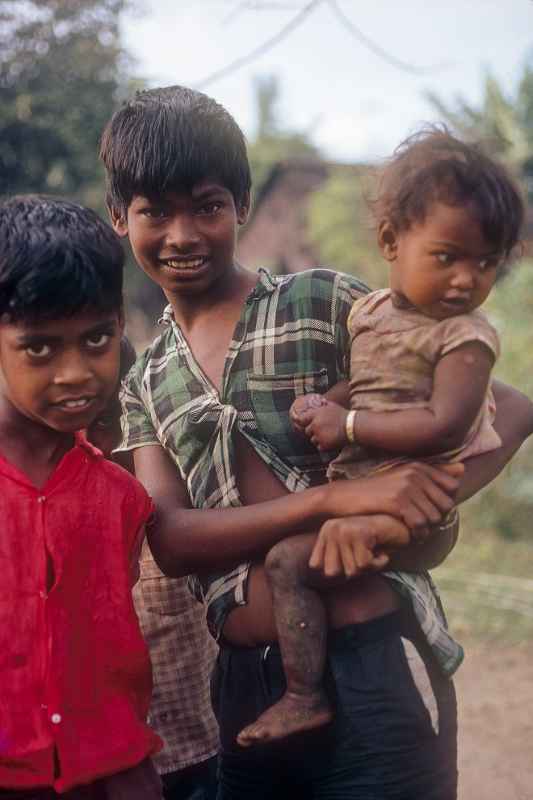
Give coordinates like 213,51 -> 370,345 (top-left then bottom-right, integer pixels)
86,333 -> 111,349
436,253 -> 452,265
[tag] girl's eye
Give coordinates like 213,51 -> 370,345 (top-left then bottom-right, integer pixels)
26,343 -> 51,359
86,333 -> 111,349
436,252 -> 452,265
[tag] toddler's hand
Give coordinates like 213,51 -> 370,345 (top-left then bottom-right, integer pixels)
289,393 -> 327,434
299,401 -> 349,451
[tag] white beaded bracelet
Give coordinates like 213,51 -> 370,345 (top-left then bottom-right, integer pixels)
345,409 -> 358,444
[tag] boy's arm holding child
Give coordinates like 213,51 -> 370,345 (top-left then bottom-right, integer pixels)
458,379 -> 533,501
136,376 -> 533,582
134,443 -> 459,578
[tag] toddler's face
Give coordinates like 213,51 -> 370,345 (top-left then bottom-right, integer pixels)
382,202 -> 501,320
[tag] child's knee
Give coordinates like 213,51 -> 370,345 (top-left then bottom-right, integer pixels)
265,537 -> 309,585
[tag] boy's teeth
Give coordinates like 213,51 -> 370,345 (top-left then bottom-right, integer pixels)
166,257 -> 204,269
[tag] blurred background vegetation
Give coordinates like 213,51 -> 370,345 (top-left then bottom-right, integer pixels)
2,0 -> 533,642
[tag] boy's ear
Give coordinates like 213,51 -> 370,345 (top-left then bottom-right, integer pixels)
378,220 -> 398,261
109,205 -> 129,238
237,192 -> 251,226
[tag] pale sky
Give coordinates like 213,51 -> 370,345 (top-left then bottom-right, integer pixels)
121,0 -> 533,163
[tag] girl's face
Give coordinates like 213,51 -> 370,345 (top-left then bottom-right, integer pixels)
380,202 -> 502,320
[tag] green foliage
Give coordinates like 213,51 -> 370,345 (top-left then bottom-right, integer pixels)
307,168 -> 387,289
0,0 -> 136,211
427,62 -> 533,202
0,1 -> 159,326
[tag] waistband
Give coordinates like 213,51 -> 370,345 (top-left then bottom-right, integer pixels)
328,606 -> 420,648
219,606 -> 420,657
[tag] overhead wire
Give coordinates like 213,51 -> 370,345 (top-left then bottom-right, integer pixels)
195,0 -> 323,88
326,0 -> 451,75
195,0 -> 450,89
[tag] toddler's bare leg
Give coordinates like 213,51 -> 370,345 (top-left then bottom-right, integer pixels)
236,533 -> 333,747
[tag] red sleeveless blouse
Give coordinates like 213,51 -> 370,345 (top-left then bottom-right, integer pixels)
0,434 -> 160,791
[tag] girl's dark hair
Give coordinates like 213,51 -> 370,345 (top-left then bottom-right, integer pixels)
0,196 -> 124,322
100,85 -> 252,214
374,126 -> 524,260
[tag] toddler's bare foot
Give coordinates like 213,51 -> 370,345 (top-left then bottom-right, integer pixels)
236,690 -> 333,748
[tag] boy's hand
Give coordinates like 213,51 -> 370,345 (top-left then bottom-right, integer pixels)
325,461 -> 464,532
289,393 -> 327,435
299,401 -> 349,451
309,514 -> 410,578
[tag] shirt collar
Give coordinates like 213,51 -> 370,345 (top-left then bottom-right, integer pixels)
158,268 -> 279,326
75,430 -> 103,458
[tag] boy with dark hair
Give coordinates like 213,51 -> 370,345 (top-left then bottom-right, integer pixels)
0,196 -> 162,799
100,87 -> 533,800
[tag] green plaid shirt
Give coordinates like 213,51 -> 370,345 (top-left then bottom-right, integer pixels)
120,268 -> 463,676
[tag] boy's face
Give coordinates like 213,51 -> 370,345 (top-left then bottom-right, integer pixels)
0,310 -> 123,433
380,202 -> 501,320
112,179 -> 249,299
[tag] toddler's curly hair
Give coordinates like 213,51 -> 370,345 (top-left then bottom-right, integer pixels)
373,125 -> 524,262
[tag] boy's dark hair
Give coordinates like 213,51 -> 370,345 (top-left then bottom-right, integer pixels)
374,126 -> 524,260
0,195 -> 124,322
99,85 -> 252,214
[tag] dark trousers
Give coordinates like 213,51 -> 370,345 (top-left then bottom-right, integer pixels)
162,757 -> 218,800
212,608 -> 458,800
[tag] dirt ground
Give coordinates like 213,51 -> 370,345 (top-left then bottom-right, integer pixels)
456,639 -> 533,800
